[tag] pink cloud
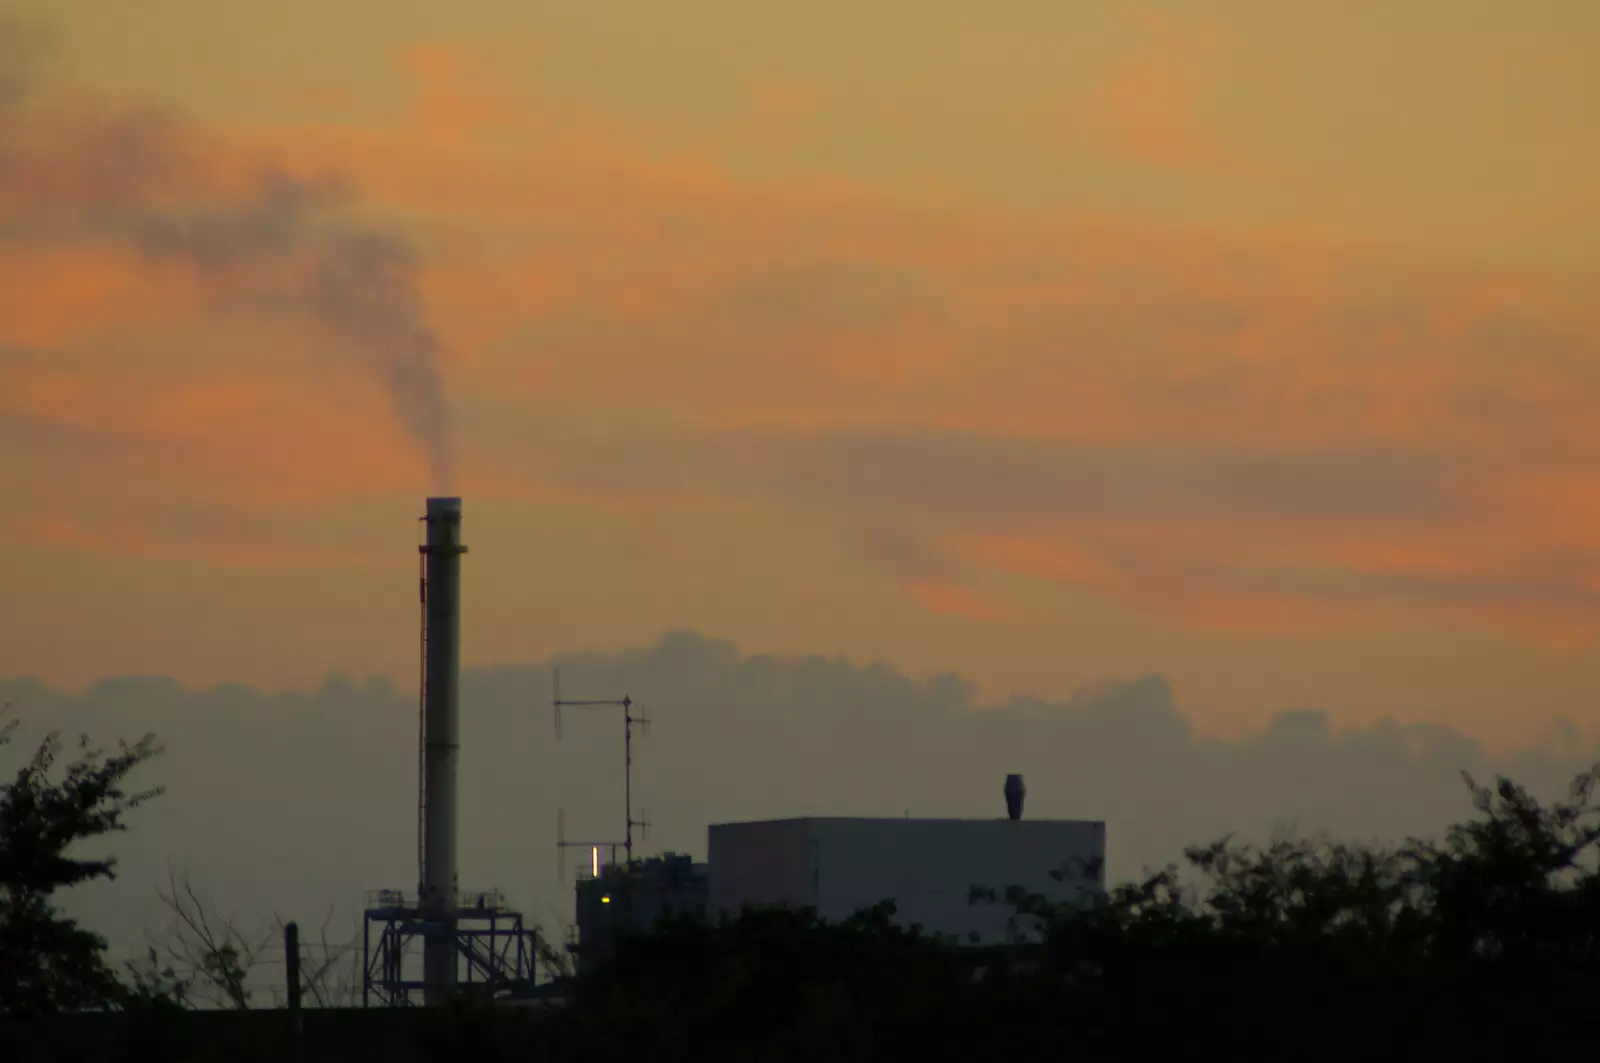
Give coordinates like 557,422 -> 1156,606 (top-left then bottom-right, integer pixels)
7,30 -> 1600,643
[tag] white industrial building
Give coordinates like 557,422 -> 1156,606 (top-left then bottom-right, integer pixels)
707,815 -> 1106,946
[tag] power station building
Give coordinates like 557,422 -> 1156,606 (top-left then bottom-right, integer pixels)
572,778 -> 1107,961
572,854 -> 710,972
707,815 -> 1105,945
362,498 -> 1104,1003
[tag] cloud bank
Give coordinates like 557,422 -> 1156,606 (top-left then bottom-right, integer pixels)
8,30 -> 1595,643
6,631 -> 1594,988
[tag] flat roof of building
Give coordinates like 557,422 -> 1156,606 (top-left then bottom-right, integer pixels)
710,817 -> 1104,828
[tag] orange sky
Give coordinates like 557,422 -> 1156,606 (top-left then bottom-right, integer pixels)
3,1 -> 1599,746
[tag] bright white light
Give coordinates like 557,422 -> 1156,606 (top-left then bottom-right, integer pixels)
592,846 -> 599,878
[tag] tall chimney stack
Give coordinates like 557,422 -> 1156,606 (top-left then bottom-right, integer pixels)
1004,774 -> 1026,821
420,497 -> 466,1004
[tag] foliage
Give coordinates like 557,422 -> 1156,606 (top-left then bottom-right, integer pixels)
529,764 -> 1600,1060
145,867 -> 363,1011
986,764 -> 1600,1054
148,869 -> 275,1011
0,703 -> 164,1016
544,901 -> 975,1062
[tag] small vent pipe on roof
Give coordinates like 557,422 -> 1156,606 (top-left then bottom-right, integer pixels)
1004,774 -> 1025,821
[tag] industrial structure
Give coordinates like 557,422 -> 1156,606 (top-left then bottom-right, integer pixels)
707,813 -> 1104,945
362,889 -> 540,1006
354,501 -> 1102,1001
571,775 -> 1107,959
552,671 -> 652,879
570,853 -> 709,973
363,499 -> 539,1007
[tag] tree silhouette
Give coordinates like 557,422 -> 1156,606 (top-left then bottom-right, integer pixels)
145,866 -> 365,1010
546,901 -> 973,1062
526,764 -> 1600,1060
976,763 -> 1600,1054
0,705 -> 164,1016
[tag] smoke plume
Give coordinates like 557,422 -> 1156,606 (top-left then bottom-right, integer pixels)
0,10 -> 454,488
134,170 -> 456,487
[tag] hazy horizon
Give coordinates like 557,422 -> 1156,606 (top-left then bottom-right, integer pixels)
6,628 -> 1597,1000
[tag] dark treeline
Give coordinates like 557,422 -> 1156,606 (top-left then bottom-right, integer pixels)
3,709 -> 1599,1060
544,764 -> 1600,1060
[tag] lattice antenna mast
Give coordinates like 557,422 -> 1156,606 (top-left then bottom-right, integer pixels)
552,666 -> 651,867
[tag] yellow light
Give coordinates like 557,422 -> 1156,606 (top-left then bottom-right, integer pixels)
601,895 -> 611,904
592,846 -> 599,878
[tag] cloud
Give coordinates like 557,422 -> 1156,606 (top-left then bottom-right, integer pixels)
5,26 -> 1600,639
504,418 -> 1595,634
3,509 -> 395,571
442,190 -> 1595,632
9,631 -> 1594,999
849,525 -> 1007,621
905,582 -> 1008,622
0,248 -> 188,347
0,8 -> 52,110
1074,10 -> 1242,173
0,339 -> 427,530
522,423 -> 1470,541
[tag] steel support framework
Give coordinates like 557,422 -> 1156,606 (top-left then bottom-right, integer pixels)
361,890 -> 539,1007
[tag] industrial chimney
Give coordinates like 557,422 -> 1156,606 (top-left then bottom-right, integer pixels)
420,497 -> 466,1004
1004,774 -> 1026,821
